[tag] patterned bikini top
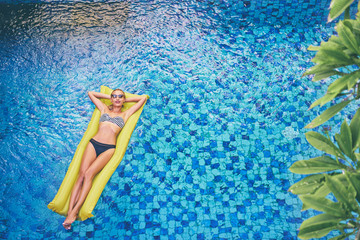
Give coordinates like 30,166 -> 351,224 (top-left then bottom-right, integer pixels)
99,113 -> 125,128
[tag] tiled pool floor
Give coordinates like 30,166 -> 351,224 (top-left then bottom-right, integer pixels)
0,1 -> 352,239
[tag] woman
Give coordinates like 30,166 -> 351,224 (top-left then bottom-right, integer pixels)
62,89 -> 147,230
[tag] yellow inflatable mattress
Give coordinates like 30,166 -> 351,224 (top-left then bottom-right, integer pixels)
48,85 -> 149,221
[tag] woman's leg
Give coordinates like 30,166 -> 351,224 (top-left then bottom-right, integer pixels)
67,143 -> 97,215
63,148 -> 115,229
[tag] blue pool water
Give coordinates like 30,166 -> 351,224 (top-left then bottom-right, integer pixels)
0,0 -> 357,239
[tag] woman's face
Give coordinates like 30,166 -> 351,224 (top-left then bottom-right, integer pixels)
110,90 -> 125,107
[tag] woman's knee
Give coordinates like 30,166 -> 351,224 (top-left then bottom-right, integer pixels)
84,169 -> 95,181
78,168 -> 87,179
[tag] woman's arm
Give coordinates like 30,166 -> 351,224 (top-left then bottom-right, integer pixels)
88,91 -> 110,112
124,95 -> 147,121
125,96 -> 146,102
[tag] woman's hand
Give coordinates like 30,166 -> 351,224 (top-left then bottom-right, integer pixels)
88,91 -> 109,112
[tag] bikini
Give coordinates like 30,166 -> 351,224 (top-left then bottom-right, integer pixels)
90,113 -> 125,157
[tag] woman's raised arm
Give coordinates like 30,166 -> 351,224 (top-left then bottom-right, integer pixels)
88,91 -> 110,112
124,96 -> 147,121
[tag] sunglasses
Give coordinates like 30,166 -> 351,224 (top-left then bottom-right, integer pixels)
111,94 -> 124,99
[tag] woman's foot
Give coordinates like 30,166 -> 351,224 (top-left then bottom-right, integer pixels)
62,213 -> 77,230
62,222 -> 71,230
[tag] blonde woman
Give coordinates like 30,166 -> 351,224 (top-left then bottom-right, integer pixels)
63,89 -> 147,230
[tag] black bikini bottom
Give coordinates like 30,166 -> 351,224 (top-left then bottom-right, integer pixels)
89,138 -> 116,157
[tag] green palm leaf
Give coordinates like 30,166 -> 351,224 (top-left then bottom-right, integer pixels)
298,213 -> 346,239
299,195 -> 350,218
338,20 -> 360,55
350,108 -> 360,150
288,174 -> 326,195
328,0 -> 355,22
289,156 -> 347,174
305,100 -> 351,128
305,131 -> 345,158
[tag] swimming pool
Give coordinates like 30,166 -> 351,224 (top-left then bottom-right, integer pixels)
0,0 -> 354,239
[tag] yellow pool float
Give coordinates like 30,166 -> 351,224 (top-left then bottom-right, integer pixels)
48,85 -> 149,221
